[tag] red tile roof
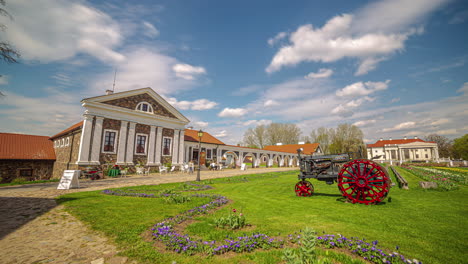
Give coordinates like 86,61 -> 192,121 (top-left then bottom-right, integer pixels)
184,129 -> 225,145
263,143 -> 320,154
367,138 -> 434,148
0,133 -> 56,160
50,121 -> 83,139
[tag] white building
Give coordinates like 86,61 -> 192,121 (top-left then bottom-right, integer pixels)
367,137 -> 439,162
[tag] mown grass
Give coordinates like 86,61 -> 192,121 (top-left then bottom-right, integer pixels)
58,169 -> 467,264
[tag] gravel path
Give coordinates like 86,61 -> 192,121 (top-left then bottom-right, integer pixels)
0,167 -> 296,264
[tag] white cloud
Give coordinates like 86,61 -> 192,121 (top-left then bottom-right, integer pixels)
1,0 -> 125,64
382,121 -> 417,132
268,31 -> 287,46
242,119 -> 272,126
218,108 -> 247,118
436,129 -> 458,135
390,97 -> 400,103
457,82 -> 468,95
91,48 -> 206,96
0,75 -> 9,85
448,10 -> 468,24
353,119 -> 377,127
430,118 -> 450,126
167,97 -> 218,110
172,63 -> 207,80
264,100 -> 278,107
193,121 -> 208,128
214,130 -> 228,138
142,21 -> 159,38
336,80 -> 390,97
266,0 -> 449,74
305,68 -> 333,79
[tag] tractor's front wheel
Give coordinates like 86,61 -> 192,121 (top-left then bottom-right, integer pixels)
295,180 -> 314,197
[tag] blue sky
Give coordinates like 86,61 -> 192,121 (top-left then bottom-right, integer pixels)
0,0 -> 467,145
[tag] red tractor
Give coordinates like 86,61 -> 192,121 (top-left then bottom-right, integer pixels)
295,149 -> 391,205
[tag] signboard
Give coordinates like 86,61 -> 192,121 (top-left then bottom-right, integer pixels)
57,170 -> 80,190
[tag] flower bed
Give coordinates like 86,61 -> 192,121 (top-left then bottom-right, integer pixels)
400,165 -> 459,191
102,184 -> 417,263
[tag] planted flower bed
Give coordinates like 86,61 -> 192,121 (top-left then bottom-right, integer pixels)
399,165 -> 459,191
102,184 -> 416,263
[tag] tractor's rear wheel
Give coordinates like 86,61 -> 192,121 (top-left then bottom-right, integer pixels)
337,159 -> 390,205
295,180 -> 314,197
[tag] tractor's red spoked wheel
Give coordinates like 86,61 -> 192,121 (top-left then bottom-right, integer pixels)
337,159 -> 390,205
295,180 -> 314,197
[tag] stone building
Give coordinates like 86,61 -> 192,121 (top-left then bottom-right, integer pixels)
50,87 -> 189,177
366,137 -> 439,162
0,133 -> 56,183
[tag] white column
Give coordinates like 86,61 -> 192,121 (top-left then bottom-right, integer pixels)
172,129 -> 180,165
89,116 -> 104,164
77,115 -> 94,165
178,130 -> 185,164
155,127 -> 163,165
116,121 -> 128,165
125,122 -> 136,165
147,125 -> 156,166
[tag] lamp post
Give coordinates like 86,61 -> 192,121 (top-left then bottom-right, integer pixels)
196,129 -> 204,181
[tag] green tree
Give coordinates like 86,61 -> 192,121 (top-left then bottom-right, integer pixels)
452,134 -> 468,160
242,124 -> 267,149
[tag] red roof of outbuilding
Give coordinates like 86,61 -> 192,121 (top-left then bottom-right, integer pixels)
367,138 -> 434,148
0,133 -> 56,160
50,121 -> 83,139
263,143 -> 320,154
184,129 -> 225,145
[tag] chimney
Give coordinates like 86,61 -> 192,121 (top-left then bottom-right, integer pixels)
276,143 -> 283,146
389,137 -> 392,141
298,141 -> 305,145
414,136 -> 418,139
404,136 -> 407,140
379,138 -> 383,141
105,89 -> 114,95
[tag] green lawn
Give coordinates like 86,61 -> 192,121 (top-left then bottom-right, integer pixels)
57,170 -> 467,264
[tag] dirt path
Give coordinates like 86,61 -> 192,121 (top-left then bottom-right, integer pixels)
0,167 -> 296,264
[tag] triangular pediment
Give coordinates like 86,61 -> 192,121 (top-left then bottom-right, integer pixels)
81,87 -> 190,124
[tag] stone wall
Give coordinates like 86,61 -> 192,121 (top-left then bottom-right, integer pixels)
52,131 -> 81,178
0,160 -> 54,183
103,118 -> 121,131
101,93 -> 176,119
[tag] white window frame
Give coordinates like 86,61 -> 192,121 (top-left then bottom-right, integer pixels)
65,137 -> 70,147
134,133 -> 148,155
60,138 -> 64,147
102,129 -> 118,154
162,136 -> 172,156
54,140 -> 58,148
135,102 -> 154,113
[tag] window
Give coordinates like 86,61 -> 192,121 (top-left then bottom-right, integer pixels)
136,102 -> 153,113
19,169 -> 33,177
61,138 -> 64,147
163,137 -> 172,156
207,149 -> 212,159
102,130 -> 117,153
65,137 -> 70,146
135,134 -> 147,154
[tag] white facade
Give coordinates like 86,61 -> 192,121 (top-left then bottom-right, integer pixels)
367,139 -> 439,162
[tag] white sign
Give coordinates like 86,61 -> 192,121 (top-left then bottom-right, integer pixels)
57,170 -> 80,189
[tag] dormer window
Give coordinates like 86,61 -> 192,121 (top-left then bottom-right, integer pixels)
136,102 -> 153,113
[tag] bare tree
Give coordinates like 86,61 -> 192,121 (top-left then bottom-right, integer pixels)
310,127 -> 334,154
266,123 -> 301,146
0,0 -> 20,64
329,124 -> 365,154
242,125 -> 267,149
242,123 -> 302,148
425,134 -> 453,158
